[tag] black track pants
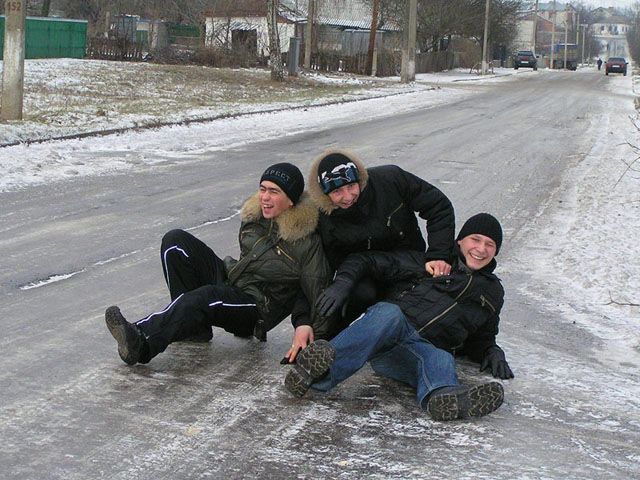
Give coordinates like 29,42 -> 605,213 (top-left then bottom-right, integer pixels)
134,229 -> 259,361
160,228 -> 227,300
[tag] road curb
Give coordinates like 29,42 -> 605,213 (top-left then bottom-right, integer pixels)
0,87 -> 432,149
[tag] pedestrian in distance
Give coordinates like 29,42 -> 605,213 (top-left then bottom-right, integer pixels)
597,58 -> 603,71
105,163 -> 333,366
284,213 -> 514,421
306,148 -> 456,335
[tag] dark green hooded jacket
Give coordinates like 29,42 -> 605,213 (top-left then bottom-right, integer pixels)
224,191 -> 333,338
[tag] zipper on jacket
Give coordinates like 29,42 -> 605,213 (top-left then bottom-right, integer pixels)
417,274 -> 473,334
480,294 -> 496,313
276,245 -> 297,265
386,203 -> 404,227
367,237 -> 371,250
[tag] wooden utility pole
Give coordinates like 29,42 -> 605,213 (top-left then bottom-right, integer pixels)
365,0 -> 380,76
400,0 -> 417,83
304,0 -> 316,69
1,0 -> 27,121
481,0 -> 491,75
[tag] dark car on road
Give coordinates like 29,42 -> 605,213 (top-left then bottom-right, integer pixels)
514,50 -> 537,70
605,57 -> 628,76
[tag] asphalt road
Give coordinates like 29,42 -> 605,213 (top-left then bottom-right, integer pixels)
2,69 -> 639,479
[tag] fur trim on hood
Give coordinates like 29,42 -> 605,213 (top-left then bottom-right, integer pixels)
241,191 -> 319,242
307,148 -> 369,214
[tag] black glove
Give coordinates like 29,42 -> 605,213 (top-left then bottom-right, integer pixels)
480,346 -> 514,379
315,281 -> 350,318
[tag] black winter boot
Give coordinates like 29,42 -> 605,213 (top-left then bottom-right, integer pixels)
105,306 -> 145,365
426,382 -> 504,421
284,340 -> 335,398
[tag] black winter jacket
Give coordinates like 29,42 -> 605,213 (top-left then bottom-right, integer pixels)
331,248 -> 505,362
308,149 -> 455,270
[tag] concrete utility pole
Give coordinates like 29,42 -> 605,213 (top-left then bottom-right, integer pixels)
400,0 -> 417,83
304,0 -> 316,69
1,0 -> 27,121
581,24 -> 587,65
563,16 -> 568,70
532,0 -> 539,52
481,0 -> 491,75
550,0 -> 556,69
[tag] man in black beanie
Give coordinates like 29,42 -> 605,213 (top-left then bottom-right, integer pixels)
306,148 -> 456,336
285,213 -> 513,421
104,163 -> 333,366
260,162 -> 304,206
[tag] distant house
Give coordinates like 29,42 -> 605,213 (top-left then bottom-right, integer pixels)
309,0 -> 400,55
590,7 -> 630,57
513,2 -> 579,56
591,7 -> 630,36
534,2 -> 576,28
204,0 -> 301,55
204,0 -> 399,57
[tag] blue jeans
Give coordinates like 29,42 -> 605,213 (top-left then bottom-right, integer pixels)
312,302 -> 459,408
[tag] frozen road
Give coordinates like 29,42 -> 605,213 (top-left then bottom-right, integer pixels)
1,69 -> 639,479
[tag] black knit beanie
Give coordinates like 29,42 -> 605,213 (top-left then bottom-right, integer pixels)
456,213 -> 503,254
260,162 -> 304,205
317,153 -> 360,194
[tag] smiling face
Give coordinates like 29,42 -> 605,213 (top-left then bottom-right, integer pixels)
327,182 -> 361,209
457,233 -> 497,271
259,180 -> 293,219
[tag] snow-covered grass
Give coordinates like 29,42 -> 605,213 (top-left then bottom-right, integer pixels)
0,59 -> 526,146
0,58 -> 435,145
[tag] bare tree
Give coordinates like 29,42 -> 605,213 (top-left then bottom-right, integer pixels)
364,0 -> 521,53
366,0 -> 381,75
266,0 -> 284,81
41,0 -> 52,16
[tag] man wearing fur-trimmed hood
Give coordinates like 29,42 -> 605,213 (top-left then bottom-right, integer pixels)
308,149 -> 456,331
104,163 -> 332,366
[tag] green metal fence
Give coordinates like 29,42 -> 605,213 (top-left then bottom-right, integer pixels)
0,16 -> 87,60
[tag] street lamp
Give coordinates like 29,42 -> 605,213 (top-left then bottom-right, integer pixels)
580,23 -> 588,66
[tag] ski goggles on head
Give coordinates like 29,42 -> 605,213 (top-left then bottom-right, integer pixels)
319,162 -> 359,194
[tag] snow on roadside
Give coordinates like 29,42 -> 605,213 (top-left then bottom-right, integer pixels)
512,71 -> 640,369
0,70 -> 481,191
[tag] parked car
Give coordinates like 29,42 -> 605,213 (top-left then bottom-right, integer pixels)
514,50 -> 537,70
605,57 -> 628,76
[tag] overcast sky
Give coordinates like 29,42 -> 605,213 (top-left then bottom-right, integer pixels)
590,0 -> 638,9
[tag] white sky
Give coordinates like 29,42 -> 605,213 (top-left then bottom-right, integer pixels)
590,0 -> 638,8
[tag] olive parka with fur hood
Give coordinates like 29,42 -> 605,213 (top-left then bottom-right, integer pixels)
223,191 -> 333,338
308,149 -> 455,270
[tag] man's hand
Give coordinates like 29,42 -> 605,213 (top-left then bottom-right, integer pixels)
315,282 -> 350,317
480,346 -> 514,379
425,260 -> 452,277
284,325 -> 314,363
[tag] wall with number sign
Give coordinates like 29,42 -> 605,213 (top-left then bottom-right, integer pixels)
0,15 -> 87,59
